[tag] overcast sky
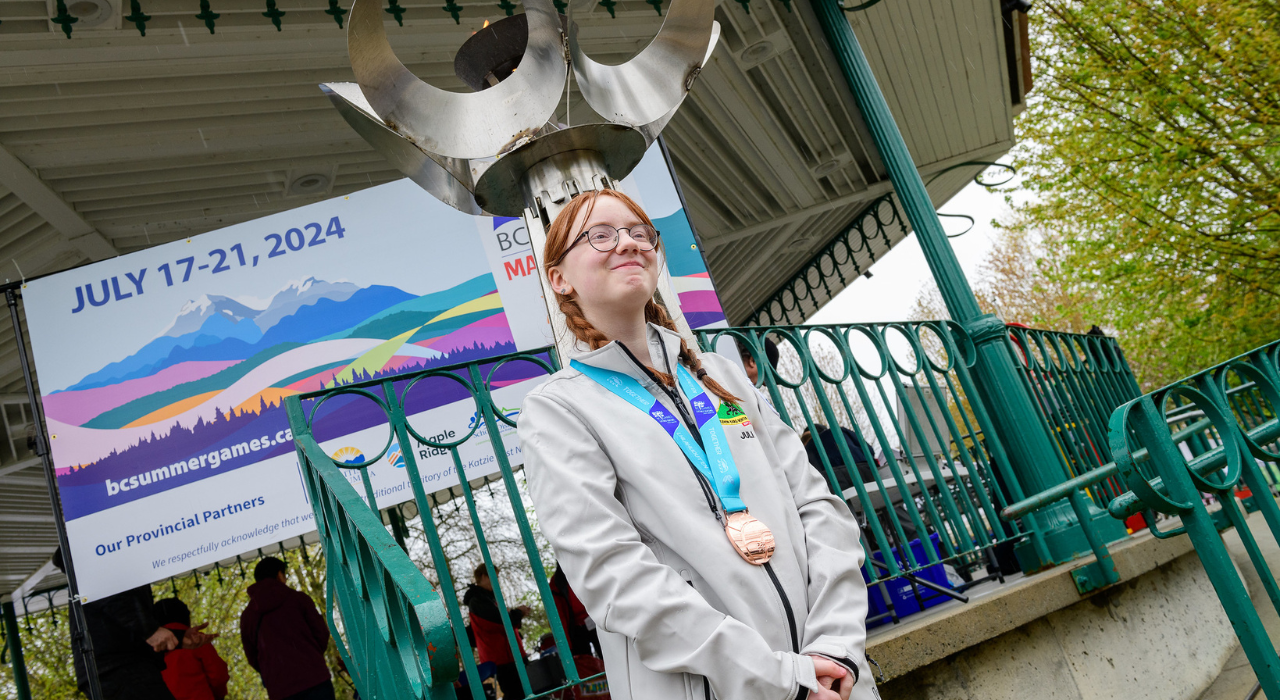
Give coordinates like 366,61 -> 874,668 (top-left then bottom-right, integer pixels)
808,169 -> 1021,325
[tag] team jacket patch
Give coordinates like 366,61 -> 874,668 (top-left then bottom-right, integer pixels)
718,403 -> 751,427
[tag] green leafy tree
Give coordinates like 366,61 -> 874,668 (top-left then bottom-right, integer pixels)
1012,0 -> 1280,387
1,604 -> 80,700
911,221 -> 1096,334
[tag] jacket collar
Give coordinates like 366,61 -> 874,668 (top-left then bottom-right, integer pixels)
568,322 -> 687,385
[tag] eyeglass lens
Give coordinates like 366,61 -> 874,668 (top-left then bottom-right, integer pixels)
586,224 -> 658,252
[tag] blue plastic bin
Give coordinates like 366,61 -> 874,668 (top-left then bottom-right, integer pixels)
862,533 -> 953,629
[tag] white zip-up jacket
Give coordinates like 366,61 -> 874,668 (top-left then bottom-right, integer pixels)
519,323 -> 876,700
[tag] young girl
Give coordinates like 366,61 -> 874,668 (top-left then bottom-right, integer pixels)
518,189 -> 875,700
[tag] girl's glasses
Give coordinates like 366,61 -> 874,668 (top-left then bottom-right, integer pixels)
564,224 -> 660,256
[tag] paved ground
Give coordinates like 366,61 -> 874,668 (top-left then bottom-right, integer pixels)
1197,507 -> 1279,700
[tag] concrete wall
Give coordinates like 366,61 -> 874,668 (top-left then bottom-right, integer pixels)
878,552 -> 1235,700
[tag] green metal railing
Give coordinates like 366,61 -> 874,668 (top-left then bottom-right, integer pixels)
1007,327 -> 1144,506
284,321 -> 1075,698
1101,339 -> 1280,696
995,328 -> 1145,591
287,398 -> 462,700
698,323 -> 1031,586
286,348 -> 598,700
1000,333 -> 1280,595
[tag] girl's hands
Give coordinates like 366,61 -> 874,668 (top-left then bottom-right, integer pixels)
809,656 -> 853,700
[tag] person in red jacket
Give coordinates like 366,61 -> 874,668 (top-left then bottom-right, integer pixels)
548,564 -> 597,659
154,598 -> 230,700
240,557 -> 334,700
464,564 -> 531,699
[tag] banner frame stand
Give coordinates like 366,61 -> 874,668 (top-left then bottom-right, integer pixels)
6,288 -> 105,700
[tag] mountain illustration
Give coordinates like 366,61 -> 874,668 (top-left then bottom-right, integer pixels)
61,315 -> 261,394
57,278 -> 414,393
159,295 -> 265,339
49,273 -> 510,434
324,274 -> 498,339
254,278 -> 360,332
257,285 -> 413,347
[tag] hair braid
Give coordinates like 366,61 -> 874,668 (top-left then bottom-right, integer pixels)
558,296 -> 610,350
645,300 -> 741,406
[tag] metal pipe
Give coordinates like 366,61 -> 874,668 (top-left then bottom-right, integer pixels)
1003,416 -> 1279,521
4,289 -> 104,700
867,558 -> 970,603
1001,414 -> 1215,520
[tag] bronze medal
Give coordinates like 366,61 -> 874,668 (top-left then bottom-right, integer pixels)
724,510 -> 775,565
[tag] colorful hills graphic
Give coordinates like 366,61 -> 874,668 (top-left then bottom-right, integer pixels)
48,274 -> 521,520
653,210 -> 726,329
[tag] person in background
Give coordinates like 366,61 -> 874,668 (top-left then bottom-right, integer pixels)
53,548 -> 215,700
738,336 -> 788,421
240,557 -> 334,700
155,597 -> 230,700
464,563 -> 531,699
738,336 -> 780,386
800,424 -> 875,492
549,563 -> 598,658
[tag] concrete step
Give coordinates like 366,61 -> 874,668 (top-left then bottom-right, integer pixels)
1197,504 -> 1280,700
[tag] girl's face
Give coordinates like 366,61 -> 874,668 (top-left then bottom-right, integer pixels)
548,195 -> 659,315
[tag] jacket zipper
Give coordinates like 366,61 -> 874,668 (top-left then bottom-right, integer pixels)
618,341 -> 800,657
764,562 -> 800,653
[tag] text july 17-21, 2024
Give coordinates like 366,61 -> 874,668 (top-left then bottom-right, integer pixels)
68,216 -> 348,315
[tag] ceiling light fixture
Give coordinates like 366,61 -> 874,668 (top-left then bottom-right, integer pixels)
64,0 -> 113,27
741,41 -> 773,63
813,160 -> 842,177
288,173 -> 331,196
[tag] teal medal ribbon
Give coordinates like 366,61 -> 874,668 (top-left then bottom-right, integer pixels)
570,359 -> 747,513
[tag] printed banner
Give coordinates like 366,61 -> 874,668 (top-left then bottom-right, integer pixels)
23,144 -> 725,600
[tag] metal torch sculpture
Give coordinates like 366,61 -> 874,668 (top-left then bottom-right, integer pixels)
321,0 -> 720,355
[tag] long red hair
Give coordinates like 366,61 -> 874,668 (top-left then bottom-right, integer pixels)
544,189 -> 739,406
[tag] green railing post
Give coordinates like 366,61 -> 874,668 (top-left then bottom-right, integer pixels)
385,505 -> 411,552
376,382 -> 487,698
808,0 -> 1126,569
467,363 -> 583,687
2,600 -> 31,700
1116,395 -> 1280,697
286,394 -> 461,700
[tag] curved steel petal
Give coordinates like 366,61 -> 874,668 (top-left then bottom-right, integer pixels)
634,21 -> 719,144
321,83 -> 487,216
347,0 -> 567,160
568,0 -> 716,127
